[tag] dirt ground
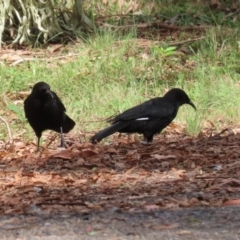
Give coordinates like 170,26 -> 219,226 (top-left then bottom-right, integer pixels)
1,129 -> 240,239
1,206 -> 240,239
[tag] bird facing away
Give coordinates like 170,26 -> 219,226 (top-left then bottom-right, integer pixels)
90,88 -> 196,144
24,82 -> 75,151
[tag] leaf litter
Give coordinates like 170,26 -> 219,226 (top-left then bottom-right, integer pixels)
0,125 -> 240,219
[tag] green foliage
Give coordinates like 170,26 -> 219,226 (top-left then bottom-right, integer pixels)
151,46 -> 177,57
7,103 -> 24,120
1,0 -> 94,47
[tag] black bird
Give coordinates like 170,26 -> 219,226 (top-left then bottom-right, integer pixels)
90,88 -> 196,144
24,82 -> 75,151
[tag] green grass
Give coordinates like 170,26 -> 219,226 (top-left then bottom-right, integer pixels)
1,7 -> 240,143
86,0 -> 240,27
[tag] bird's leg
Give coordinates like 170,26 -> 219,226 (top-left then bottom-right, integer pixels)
36,135 -> 41,152
60,127 -> 66,148
141,134 -> 153,145
37,137 -> 40,151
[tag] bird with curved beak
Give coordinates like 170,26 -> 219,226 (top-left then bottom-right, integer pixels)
91,88 -> 196,144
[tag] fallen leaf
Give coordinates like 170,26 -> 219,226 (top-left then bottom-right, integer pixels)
143,204 -> 159,211
223,199 -> 240,206
151,154 -> 176,160
48,44 -> 63,53
53,150 -> 72,160
79,150 -> 98,158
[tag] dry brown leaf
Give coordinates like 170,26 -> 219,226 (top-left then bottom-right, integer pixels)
125,166 -> 138,174
171,168 -> 186,178
143,204 -> 159,211
107,147 -> 118,154
210,0 -> 220,9
48,44 -> 63,53
151,154 -> 177,160
14,141 -> 26,150
79,150 -> 98,158
223,199 -> 240,206
53,150 -> 72,160
16,185 -> 35,194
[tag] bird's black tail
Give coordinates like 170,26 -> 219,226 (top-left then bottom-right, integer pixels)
62,115 -> 76,133
90,121 -> 129,143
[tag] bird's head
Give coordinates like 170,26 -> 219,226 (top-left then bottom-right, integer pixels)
31,82 -> 54,99
164,88 -> 196,110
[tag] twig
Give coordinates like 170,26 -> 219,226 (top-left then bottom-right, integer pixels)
152,23 -> 208,31
169,37 -> 206,46
211,128 -> 234,138
103,22 -> 208,31
44,133 -> 58,149
224,9 -> 240,19
96,13 -> 171,21
8,54 -> 81,66
195,176 -> 233,179
0,115 -> 13,143
96,14 -> 136,20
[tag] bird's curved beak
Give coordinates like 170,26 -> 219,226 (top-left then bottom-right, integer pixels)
189,101 -> 196,110
46,89 -> 54,98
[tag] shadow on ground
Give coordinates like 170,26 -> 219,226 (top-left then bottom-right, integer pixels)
1,207 -> 240,239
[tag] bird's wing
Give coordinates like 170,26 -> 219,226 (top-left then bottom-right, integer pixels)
51,91 -> 66,112
110,97 -> 175,122
24,96 -> 40,118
